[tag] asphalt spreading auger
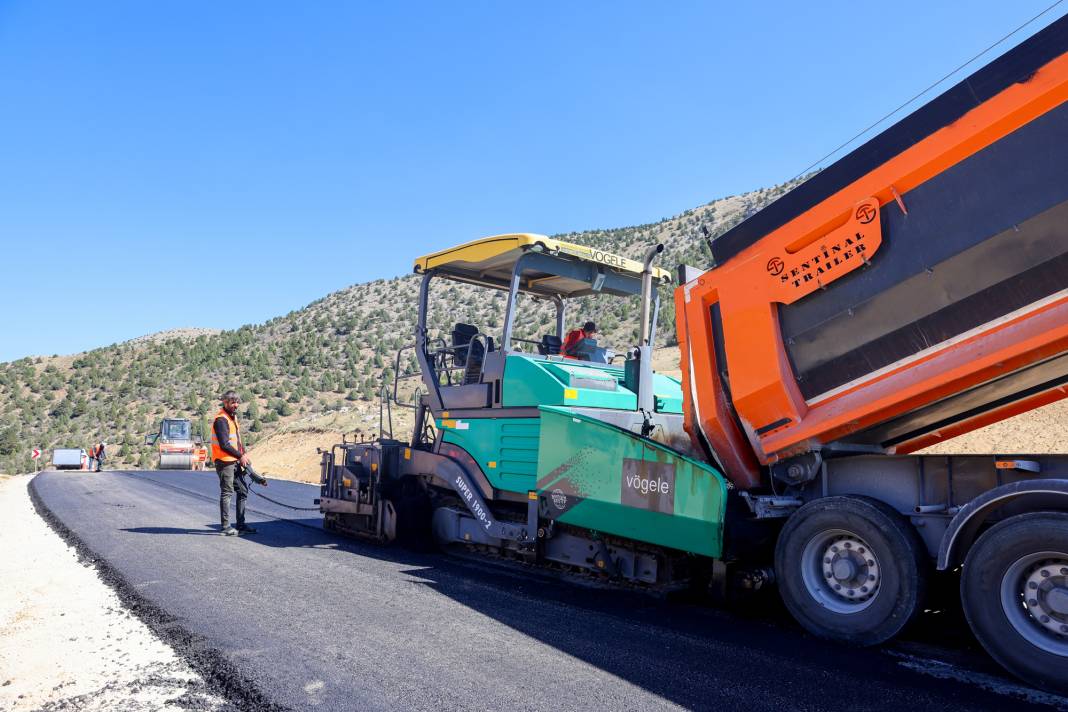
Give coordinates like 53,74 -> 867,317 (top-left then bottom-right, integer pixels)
314,17 -> 1068,695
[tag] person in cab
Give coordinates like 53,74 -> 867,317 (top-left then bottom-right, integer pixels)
562,321 -> 597,360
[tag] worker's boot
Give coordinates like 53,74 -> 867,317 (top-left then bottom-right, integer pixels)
235,523 -> 257,534
220,526 -> 239,536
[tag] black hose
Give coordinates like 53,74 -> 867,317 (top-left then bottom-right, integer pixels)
246,481 -> 322,511
242,463 -> 322,511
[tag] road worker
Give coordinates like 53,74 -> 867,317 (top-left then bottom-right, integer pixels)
94,442 -> 106,471
211,390 -> 267,536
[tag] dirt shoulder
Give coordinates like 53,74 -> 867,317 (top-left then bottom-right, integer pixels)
247,403 -> 414,484
917,399 -> 1068,454
0,474 -> 227,711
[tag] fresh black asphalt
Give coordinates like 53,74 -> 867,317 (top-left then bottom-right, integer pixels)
30,469 -> 1062,711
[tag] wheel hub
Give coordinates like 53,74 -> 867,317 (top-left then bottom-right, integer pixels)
1048,587 -> 1068,616
819,534 -> 880,604
832,558 -> 856,581
1023,559 -> 1068,636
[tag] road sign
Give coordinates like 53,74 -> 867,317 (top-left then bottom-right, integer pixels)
31,448 -> 41,460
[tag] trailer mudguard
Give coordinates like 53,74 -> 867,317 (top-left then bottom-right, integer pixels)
938,478 -> 1068,569
535,405 -> 729,557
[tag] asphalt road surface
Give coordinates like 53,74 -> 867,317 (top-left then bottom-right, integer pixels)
30,470 -> 1068,711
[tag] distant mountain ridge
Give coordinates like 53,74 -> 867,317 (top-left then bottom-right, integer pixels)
0,180 -> 804,474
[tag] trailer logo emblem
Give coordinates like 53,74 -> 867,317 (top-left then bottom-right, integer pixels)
760,197 -> 882,301
551,488 -> 568,510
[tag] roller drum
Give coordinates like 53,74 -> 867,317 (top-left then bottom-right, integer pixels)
159,452 -> 194,469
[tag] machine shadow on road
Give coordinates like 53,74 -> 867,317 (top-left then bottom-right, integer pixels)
170,512 -> 1032,710
385,560 -> 1028,711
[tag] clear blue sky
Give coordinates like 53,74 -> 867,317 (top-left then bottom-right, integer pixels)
1,1 -> 1064,362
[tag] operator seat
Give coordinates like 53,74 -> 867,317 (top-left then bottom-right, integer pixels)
451,322 -> 492,384
451,323 -> 479,367
538,334 -> 562,356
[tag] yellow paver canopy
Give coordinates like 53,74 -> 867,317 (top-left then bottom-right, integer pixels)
414,233 -> 670,298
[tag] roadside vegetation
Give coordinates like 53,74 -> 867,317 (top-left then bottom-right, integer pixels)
0,181 -> 803,474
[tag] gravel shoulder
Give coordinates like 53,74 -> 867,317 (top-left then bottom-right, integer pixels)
0,473 -> 228,711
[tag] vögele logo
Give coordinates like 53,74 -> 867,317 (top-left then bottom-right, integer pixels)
620,459 -> 675,514
625,473 -> 670,495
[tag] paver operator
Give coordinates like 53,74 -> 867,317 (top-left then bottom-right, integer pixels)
211,391 -> 267,536
562,321 -> 597,358
562,321 -> 613,363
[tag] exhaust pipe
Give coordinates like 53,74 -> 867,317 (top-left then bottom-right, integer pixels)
639,243 -> 664,348
637,244 -> 664,421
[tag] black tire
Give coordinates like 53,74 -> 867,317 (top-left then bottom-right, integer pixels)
775,495 -> 928,645
961,511 -> 1068,695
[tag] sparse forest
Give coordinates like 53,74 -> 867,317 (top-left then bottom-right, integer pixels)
0,181 -> 803,474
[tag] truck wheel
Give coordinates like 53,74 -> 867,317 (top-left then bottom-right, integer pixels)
775,495 -> 927,645
961,512 -> 1068,694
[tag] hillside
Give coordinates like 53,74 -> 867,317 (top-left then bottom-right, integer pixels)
0,181 -> 802,475
3,175 -> 1064,478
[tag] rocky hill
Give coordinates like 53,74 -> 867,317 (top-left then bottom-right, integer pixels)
0,181 -> 802,474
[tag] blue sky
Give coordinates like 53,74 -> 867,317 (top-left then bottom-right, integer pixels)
1,1 -> 1064,362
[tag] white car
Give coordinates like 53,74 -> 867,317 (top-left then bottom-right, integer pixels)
52,448 -> 87,470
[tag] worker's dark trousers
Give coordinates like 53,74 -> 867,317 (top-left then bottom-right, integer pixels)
215,461 -> 248,529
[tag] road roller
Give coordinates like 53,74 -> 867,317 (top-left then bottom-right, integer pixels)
145,418 -> 206,470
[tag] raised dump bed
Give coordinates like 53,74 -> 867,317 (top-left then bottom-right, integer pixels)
679,16 -> 1068,472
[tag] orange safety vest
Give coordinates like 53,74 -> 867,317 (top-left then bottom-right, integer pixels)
210,409 -> 243,463
562,329 -> 585,359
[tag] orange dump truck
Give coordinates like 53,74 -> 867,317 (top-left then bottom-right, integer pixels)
676,16 -> 1068,691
